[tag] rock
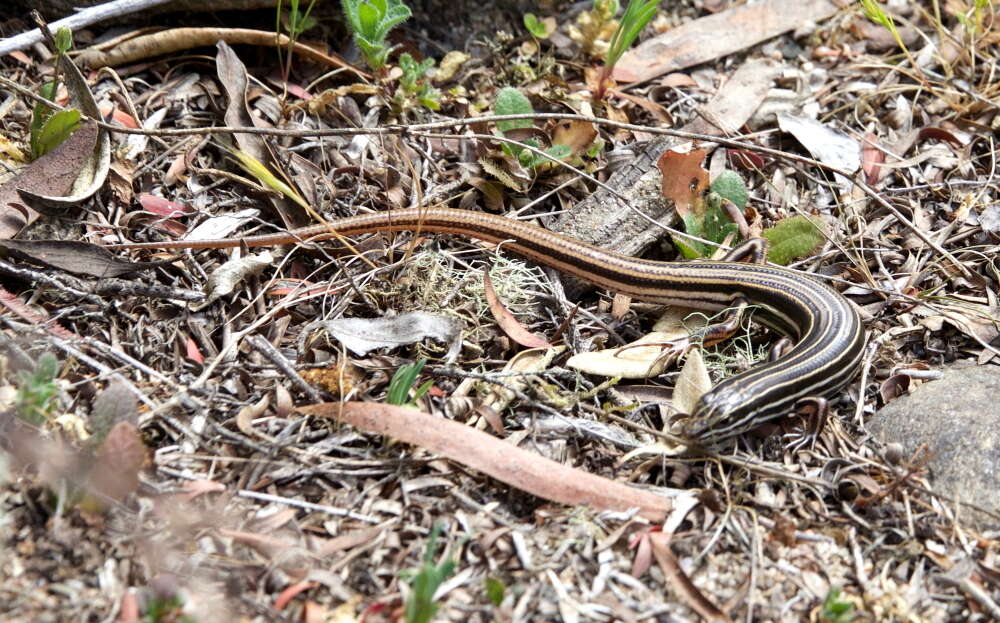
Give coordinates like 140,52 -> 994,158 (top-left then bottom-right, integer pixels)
866,362 -> 1000,528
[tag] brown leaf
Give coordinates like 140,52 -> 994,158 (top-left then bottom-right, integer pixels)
612,0 -> 838,82
299,401 -> 673,521
658,149 -> 708,217
550,119 -> 598,155
0,239 -> 167,278
861,133 -> 886,185
483,270 -> 552,349
88,422 -> 147,504
0,124 -> 98,238
649,531 -> 731,621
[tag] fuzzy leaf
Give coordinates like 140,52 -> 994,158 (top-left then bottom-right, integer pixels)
761,215 -> 827,265
494,87 -> 533,133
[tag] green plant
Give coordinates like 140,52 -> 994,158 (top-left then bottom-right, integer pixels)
276,0 -> 318,85
953,0 -> 992,35
595,0 -> 658,98
386,358 -> 434,408
402,522 -> 459,623
761,215 -> 827,266
568,0 -> 620,57
144,595 -> 197,623
341,0 -> 412,72
15,353 -> 60,426
675,171 -> 746,259
484,577 -> 505,606
394,52 -> 441,111
523,13 -> 554,39
819,587 -> 855,623
493,87 -> 572,169
30,27 -> 79,159
858,0 -> 919,69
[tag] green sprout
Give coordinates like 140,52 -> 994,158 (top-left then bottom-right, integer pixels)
402,522 -> 459,623
395,52 -> 441,111
386,358 -> 434,408
858,0 -> 919,70
596,0 -> 658,98
15,353 -> 60,426
29,27 -> 80,159
341,0 -> 412,71
493,87 -> 572,169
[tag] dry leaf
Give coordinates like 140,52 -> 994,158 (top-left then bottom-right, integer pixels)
483,270 -> 552,348
613,0 -> 837,82
87,422 -> 147,506
649,531 -> 731,621
658,149 -> 708,217
299,401 -> 674,521
304,312 -> 464,360
0,239 -> 167,278
192,250 -> 274,311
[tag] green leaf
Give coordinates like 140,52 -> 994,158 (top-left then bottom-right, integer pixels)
606,0 -> 659,67
523,13 -> 549,38
357,2 -> 381,37
386,358 -> 427,407
33,109 -> 81,158
524,143 -> 572,168
761,215 -> 827,266
54,27 -> 73,55
484,577 -> 505,606
494,87 -> 533,133
675,214 -> 704,259
710,170 -> 748,209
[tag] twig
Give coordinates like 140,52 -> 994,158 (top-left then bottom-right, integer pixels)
0,0 -> 176,56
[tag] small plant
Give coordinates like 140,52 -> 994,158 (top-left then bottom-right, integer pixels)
675,171 -> 746,259
493,87 -> 572,169
567,0 -> 620,58
276,0 -> 318,85
953,0 -> 992,36
595,0 -> 658,98
858,0 -> 919,70
761,215 -> 827,266
30,27 -> 80,159
394,52 -> 441,111
819,587 -> 855,623
484,577 -> 505,606
341,0 -> 412,72
523,13 -> 555,39
402,522 -> 459,623
144,594 -> 197,623
386,358 -> 434,408
15,353 -> 60,426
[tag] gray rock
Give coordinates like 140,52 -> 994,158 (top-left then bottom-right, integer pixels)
866,362 -> 1000,528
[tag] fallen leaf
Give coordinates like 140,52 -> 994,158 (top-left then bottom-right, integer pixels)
483,270 -> 552,348
0,239 -> 167,277
776,113 -> 860,190
672,349 -> 712,417
613,0 -> 837,82
658,149 -> 708,217
299,401 -> 674,521
649,531 -> 731,621
304,311 -> 464,360
550,119 -> 598,155
192,250 -> 274,311
87,421 -> 147,506
138,193 -> 194,218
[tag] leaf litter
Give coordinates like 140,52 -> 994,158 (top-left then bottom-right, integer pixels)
1,1 -> 999,621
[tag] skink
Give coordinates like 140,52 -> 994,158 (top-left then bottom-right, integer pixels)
113,207 -> 866,446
